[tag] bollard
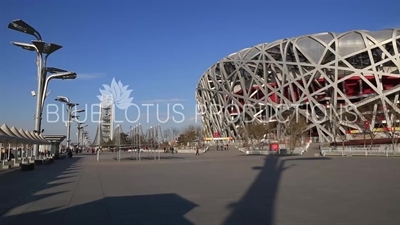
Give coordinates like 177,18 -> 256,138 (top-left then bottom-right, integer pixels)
13,159 -> 20,167
1,160 -> 11,170
97,150 -> 100,162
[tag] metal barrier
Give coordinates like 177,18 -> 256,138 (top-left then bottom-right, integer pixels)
238,148 -> 305,155
321,147 -> 400,157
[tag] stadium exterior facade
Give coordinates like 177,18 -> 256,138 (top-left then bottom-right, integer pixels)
196,29 -> 400,142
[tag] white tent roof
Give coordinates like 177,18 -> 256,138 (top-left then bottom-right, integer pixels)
18,128 -> 33,143
24,130 -> 39,143
39,134 -> 49,143
0,128 -> 14,142
1,124 -> 24,143
10,126 -> 31,144
31,131 -> 45,144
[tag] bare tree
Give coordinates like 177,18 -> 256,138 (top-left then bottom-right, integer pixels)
178,125 -> 197,147
386,104 -> 400,153
172,128 -> 180,140
357,100 -> 382,149
246,123 -> 271,149
238,125 -> 250,148
281,113 -> 308,154
329,106 -> 348,151
194,126 -> 203,145
185,125 -> 197,144
171,128 -> 180,146
333,115 -> 347,152
163,128 -> 172,143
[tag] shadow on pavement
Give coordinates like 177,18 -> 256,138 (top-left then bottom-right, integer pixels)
223,155 -> 331,225
1,193 -> 198,225
119,156 -> 186,161
0,157 -> 82,217
1,152 -> 334,225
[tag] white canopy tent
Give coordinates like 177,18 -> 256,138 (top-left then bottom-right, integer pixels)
18,128 -> 36,158
18,128 -> 34,143
31,132 -> 46,144
0,123 -> 53,161
39,134 -> 49,143
1,124 -> 27,161
38,134 -> 51,154
0,128 -> 16,142
25,131 -> 38,143
10,127 -> 30,144
1,124 -> 26,143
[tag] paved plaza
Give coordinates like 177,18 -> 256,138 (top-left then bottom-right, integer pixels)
0,149 -> 399,225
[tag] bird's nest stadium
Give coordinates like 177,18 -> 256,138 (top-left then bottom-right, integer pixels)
196,29 -> 400,142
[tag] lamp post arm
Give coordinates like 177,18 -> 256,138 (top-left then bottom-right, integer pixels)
40,55 -> 49,97
77,127 -> 81,146
41,74 -> 57,111
66,105 -> 73,149
34,31 -> 42,42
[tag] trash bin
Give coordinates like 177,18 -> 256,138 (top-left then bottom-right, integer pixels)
279,149 -> 288,155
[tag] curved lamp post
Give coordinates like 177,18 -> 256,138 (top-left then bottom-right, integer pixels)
11,41 -> 64,137
82,131 -> 89,148
78,124 -> 88,147
8,20 -> 66,157
55,96 -> 83,149
41,68 -> 77,110
76,122 -> 84,145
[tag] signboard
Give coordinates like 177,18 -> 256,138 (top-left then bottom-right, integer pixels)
349,127 -> 400,134
203,137 -> 233,141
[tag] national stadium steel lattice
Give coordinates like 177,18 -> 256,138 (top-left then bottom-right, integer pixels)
196,29 -> 400,142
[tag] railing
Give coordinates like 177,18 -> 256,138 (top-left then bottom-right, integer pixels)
320,146 -> 400,157
176,146 -> 210,154
238,147 -> 307,155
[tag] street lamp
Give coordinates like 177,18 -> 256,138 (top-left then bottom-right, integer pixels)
11,41 -> 36,51
8,19 -> 42,40
77,123 -> 88,147
41,70 -> 77,110
32,40 -> 62,56
76,122 -> 84,146
82,131 -> 89,148
55,96 -> 81,149
72,109 -> 85,115
9,21 -> 64,157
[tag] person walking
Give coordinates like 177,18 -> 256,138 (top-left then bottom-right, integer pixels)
196,146 -> 200,155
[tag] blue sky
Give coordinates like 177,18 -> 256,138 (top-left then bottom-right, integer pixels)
0,0 -> 399,142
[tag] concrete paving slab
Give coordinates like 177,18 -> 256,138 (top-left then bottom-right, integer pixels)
0,149 -> 398,225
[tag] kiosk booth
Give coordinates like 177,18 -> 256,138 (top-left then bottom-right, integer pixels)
42,135 -> 66,156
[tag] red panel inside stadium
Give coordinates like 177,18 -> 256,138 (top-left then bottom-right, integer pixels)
226,75 -> 400,114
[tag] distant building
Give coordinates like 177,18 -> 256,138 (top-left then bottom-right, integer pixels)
92,104 -> 115,146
